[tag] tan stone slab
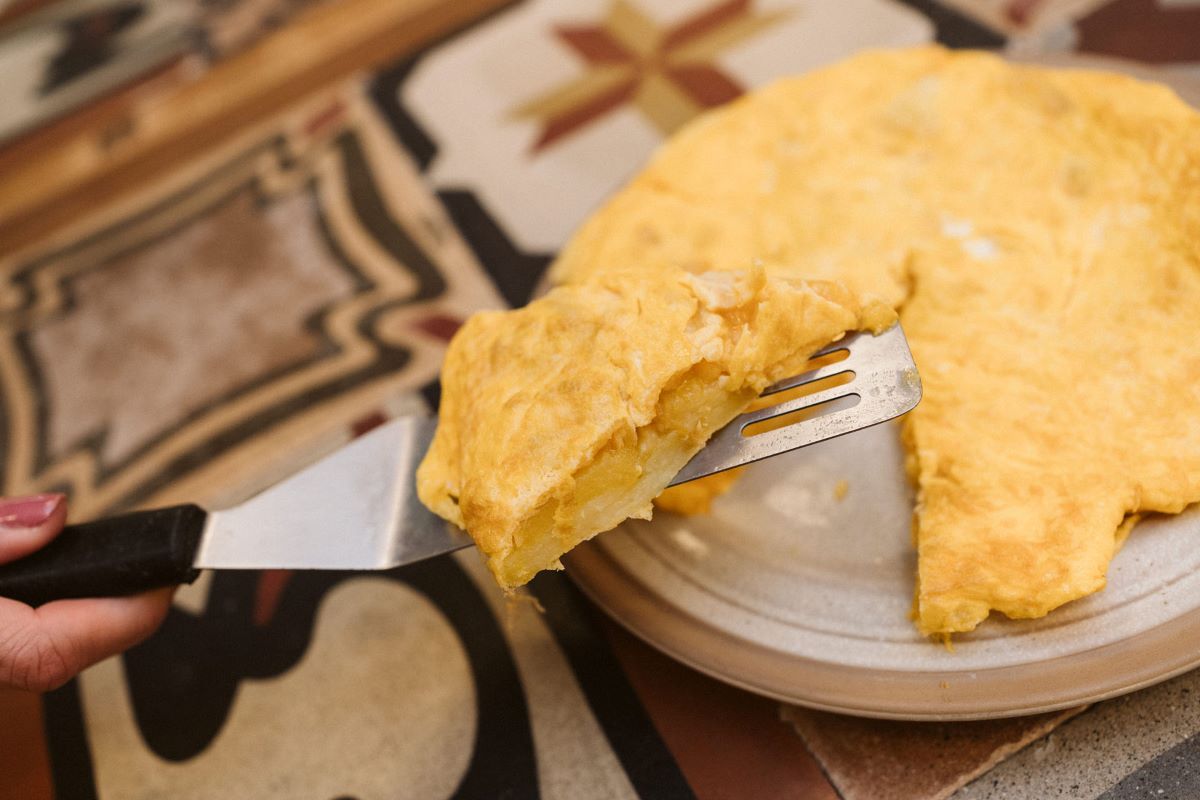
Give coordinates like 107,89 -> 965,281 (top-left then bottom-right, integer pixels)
783,705 -> 1086,800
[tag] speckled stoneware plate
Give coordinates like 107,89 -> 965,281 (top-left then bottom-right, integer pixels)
565,422 -> 1200,720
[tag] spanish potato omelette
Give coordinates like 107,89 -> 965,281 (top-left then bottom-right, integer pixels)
550,46 -> 1200,636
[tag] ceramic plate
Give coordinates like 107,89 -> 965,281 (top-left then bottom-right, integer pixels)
565,58 -> 1200,720
566,422 -> 1200,720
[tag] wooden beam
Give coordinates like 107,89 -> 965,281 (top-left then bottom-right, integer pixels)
0,0 -> 510,256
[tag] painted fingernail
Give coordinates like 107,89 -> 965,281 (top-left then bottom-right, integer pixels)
0,494 -> 65,529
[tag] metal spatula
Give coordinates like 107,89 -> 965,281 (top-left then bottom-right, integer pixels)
0,324 -> 920,607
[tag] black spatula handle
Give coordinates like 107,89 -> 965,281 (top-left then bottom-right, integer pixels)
0,504 -> 207,607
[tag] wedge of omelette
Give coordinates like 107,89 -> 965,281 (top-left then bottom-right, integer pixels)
552,47 -> 1200,635
417,266 -> 893,588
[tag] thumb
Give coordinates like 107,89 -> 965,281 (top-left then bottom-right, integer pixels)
0,589 -> 173,692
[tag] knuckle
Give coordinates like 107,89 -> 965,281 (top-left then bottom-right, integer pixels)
1,626 -> 76,692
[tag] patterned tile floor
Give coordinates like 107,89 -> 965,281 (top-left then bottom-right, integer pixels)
1,1 -> 1199,797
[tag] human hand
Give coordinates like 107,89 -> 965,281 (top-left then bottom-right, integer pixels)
0,495 -> 172,692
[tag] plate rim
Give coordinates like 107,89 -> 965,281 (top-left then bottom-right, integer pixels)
566,538 -> 1200,720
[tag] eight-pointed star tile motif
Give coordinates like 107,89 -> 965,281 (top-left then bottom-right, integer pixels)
511,0 -> 791,150
399,0 -> 933,254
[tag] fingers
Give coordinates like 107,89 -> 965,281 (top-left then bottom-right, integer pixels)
0,494 -> 67,564
0,588 -> 173,692
0,494 -> 174,691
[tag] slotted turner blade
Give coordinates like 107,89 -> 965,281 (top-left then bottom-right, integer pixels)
669,323 -> 921,486
196,415 -> 458,570
196,323 -> 918,568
